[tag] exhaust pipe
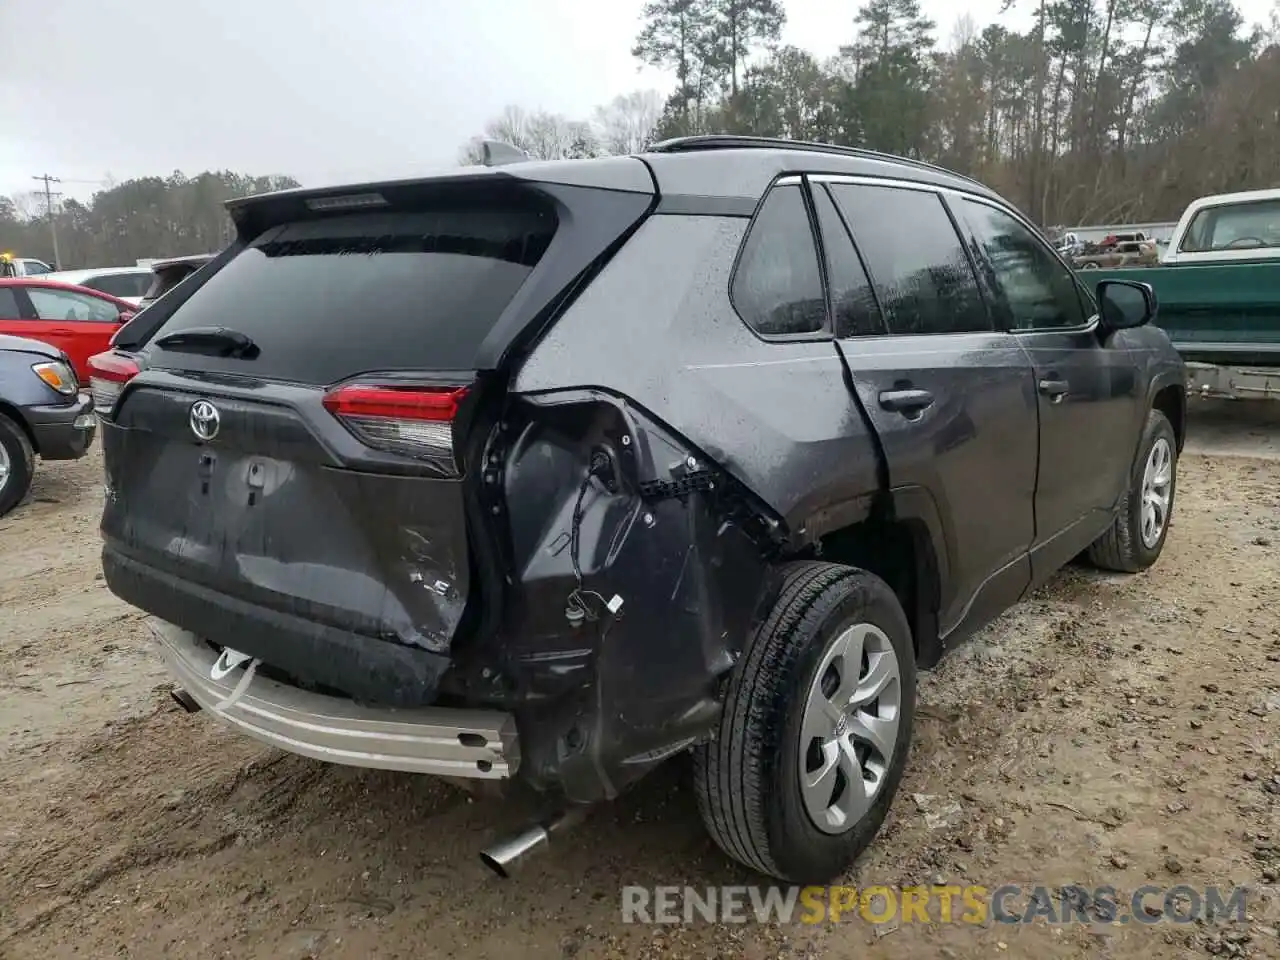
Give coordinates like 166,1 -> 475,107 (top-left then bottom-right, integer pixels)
479,807 -> 587,878
170,688 -> 202,713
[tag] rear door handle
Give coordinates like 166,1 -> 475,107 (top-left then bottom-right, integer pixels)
49,327 -> 75,335
878,388 -> 935,415
1038,378 -> 1069,401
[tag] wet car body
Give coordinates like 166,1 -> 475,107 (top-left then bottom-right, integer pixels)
90,137 -> 1186,881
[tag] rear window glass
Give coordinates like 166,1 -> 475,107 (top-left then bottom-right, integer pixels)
1181,199 -> 1280,252
148,204 -> 556,383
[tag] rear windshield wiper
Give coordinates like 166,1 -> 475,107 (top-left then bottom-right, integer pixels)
154,326 -> 260,359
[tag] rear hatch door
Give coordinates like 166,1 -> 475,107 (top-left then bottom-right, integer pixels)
100,168 -> 654,700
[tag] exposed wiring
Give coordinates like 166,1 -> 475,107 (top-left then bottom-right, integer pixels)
565,451 -> 623,628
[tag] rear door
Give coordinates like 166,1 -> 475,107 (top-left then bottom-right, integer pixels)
953,197 -> 1141,581
21,285 -> 125,381
816,176 -> 1039,642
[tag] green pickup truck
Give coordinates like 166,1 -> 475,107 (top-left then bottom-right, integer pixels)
1083,188 -> 1280,400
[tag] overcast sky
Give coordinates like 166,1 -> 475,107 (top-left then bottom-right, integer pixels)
1,0 -> 1275,202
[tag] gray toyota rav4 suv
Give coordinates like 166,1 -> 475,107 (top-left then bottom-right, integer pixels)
90,136 -> 1185,883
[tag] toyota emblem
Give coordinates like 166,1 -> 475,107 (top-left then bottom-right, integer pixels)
189,400 -> 221,441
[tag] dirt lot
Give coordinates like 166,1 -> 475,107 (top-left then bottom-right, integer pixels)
2,402 -> 1279,960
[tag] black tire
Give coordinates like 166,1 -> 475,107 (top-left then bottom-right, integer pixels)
0,413 -> 35,518
1088,408 -> 1177,573
693,561 -> 916,883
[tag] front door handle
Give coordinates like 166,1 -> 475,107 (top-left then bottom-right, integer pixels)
1038,378 -> 1069,402
878,388 -> 935,416
49,327 -> 75,335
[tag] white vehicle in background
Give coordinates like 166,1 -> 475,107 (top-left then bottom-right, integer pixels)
0,256 -> 55,277
136,253 -> 217,310
41,266 -> 154,306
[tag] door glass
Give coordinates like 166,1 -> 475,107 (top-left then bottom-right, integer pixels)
731,183 -> 827,337
829,184 -> 989,335
26,287 -> 121,322
812,185 -> 884,337
0,288 -> 21,317
85,273 -> 150,298
962,200 -> 1087,331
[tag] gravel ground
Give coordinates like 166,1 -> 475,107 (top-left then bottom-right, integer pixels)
1,401 -> 1278,959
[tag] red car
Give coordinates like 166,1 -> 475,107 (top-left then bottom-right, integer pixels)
0,278 -> 136,382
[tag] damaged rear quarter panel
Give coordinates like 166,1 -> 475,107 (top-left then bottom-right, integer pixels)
495,214 -> 884,800
453,389 -> 775,801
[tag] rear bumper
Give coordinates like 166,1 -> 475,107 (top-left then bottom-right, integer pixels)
25,392 -> 96,460
102,546 -> 451,707
151,618 -> 520,778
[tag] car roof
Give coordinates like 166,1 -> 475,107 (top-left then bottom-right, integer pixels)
223,136 -> 1003,225
641,136 -> 999,201
44,266 -> 152,283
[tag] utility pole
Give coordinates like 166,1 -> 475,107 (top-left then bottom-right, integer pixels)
31,174 -> 62,269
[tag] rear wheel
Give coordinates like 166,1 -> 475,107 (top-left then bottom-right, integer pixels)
693,561 -> 916,883
1088,408 -> 1177,572
0,414 -> 35,517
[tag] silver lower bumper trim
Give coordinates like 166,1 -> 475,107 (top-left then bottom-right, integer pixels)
1186,362 -> 1280,401
150,618 -> 520,779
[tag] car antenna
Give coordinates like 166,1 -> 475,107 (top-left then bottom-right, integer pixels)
481,140 -> 530,167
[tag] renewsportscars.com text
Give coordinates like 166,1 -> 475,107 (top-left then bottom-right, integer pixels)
621,884 -> 1247,926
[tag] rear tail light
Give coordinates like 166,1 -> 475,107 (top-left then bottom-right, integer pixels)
322,384 -> 469,474
87,352 -> 140,416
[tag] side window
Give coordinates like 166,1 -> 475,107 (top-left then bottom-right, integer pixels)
26,287 -> 121,323
829,184 -> 989,335
84,273 -> 150,298
962,200 -> 1086,331
732,183 -> 827,337
811,185 -> 884,337
0,288 -> 21,316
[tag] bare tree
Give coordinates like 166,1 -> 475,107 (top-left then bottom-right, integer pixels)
9,190 -> 49,221
593,90 -> 665,154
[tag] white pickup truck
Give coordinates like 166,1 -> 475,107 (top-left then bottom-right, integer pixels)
1084,187 -> 1280,400
0,255 -> 55,277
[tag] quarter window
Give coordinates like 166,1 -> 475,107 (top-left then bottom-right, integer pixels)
962,200 -> 1086,331
732,183 -> 827,337
829,184 -> 989,335
812,185 -> 884,337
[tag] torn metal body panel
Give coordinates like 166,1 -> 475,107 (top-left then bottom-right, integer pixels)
446,390 -> 777,801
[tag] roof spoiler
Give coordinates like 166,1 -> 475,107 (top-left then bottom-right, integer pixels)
481,140 -> 530,167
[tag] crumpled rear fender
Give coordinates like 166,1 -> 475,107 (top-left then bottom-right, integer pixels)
444,388 -> 782,802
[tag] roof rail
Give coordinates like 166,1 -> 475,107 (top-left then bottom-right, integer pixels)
647,135 -> 986,189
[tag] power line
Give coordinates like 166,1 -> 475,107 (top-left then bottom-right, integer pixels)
31,174 -> 62,270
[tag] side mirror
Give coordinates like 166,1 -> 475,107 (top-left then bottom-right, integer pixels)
1096,279 -> 1156,332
